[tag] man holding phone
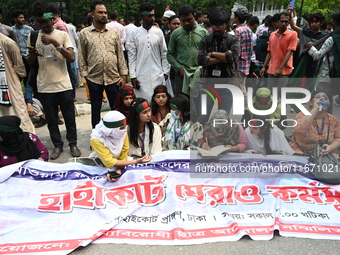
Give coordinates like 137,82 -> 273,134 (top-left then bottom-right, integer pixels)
126,2 -> 170,101
27,1 -> 81,160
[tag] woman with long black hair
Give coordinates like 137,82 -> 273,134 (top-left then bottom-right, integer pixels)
128,98 -> 162,159
245,115 -> 294,155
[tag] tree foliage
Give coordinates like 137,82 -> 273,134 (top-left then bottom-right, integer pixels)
1,0 -> 339,26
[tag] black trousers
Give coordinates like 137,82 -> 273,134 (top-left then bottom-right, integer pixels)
40,90 -> 77,148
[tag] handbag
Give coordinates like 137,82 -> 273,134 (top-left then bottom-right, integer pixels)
294,120 -> 340,184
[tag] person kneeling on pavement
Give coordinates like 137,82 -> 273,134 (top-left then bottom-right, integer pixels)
89,111 -> 152,182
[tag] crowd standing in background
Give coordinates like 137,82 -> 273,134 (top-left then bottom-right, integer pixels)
0,1 -> 340,183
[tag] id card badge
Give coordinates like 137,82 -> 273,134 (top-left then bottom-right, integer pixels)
212,69 -> 221,77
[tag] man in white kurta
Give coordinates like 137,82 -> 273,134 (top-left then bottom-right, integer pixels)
0,33 -> 34,133
126,3 -> 170,102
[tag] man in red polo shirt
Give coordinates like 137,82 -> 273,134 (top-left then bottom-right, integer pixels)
260,11 -> 297,98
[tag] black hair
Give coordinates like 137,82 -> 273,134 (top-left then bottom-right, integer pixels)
279,11 -> 291,20
179,5 -> 195,18
32,1 -> 52,17
50,3 -> 60,15
196,11 -> 202,20
203,11 -> 210,17
333,12 -> 340,26
128,98 -> 154,148
321,20 -> 328,30
204,19 -> 212,27
169,94 -> 196,123
169,15 -> 179,24
139,2 -> 155,14
62,14 -> 71,23
272,13 -> 280,23
109,11 -> 118,20
263,15 -> 272,23
251,115 -> 273,154
86,14 -> 93,25
151,85 -> 172,116
234,12 -> 247,24
128,16 -> 135,22
90,0 -> 105,12
12,9 -> 25,19
309,12 -> 325,23
248,16 -> 259,27
209,6 -> 231,25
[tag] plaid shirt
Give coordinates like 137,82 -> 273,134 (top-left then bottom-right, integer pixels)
234,24 -> 253,75
12,24 -> 34,57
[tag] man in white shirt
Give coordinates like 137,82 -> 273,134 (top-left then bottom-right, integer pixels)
126,2 -> 170,101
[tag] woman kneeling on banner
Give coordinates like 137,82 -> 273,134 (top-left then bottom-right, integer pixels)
89,111 -> 151,182
245,116 -> 294,155
289,92 -> 340,156
0,116 -> 48,167
198,109 -> 247,152
128,98 -> 162,159
162,94 -> 203,150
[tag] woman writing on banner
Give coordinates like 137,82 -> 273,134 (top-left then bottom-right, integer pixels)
245,116 -> 294,155
289,92 -> 340,156
89,111 -> 151,182
128,98 -> 162,159
0,116 -> 48,167
162,94 -> 203,150
198,109 -> 247,152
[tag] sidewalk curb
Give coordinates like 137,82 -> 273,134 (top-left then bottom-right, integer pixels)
74,102 -> 111,116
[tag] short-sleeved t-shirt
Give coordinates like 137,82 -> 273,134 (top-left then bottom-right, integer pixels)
28,29 -> 73,93
267,29 -> 297,75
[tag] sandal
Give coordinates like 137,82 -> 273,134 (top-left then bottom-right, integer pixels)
86,98 -> 91,104
102,97 -> 108,103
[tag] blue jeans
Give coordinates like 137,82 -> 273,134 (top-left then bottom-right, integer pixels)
87,79 -> 119,128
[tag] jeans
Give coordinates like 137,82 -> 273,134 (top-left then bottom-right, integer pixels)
87,79 -> 119,128
40,90 -> 77,148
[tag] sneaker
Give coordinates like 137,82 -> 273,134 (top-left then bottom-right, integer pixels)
35,118 -> 47,128
334,96 -> 340,107
58,118 -> 64,125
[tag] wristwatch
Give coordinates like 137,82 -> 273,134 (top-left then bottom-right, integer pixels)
56,45 -> 63,52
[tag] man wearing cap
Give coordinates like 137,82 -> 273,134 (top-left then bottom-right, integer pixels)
197,6 -> 239,121
233,7 -> 253,103
161,10 -> 176,37
27,1 -> 80,160
78,0 -> 128,129
126,2 -> 170,102
167,5 -> 209,96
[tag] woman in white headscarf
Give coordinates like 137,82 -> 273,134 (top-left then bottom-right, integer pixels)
90,110 -> 151,181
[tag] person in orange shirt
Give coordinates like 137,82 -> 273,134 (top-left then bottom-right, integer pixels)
260,11 -> 297,98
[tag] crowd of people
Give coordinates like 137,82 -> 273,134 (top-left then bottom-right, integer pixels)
0,1 -> 340,182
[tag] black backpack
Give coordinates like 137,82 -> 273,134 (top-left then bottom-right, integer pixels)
255,30 -> 270,62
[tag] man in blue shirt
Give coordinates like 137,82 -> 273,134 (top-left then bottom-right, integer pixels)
12,9 -> 34,87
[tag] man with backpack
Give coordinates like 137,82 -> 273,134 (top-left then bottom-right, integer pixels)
197,6 -> 239,122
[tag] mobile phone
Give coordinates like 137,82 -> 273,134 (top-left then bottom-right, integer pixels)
108,171 -> 121,179
135,82 -> 141,90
